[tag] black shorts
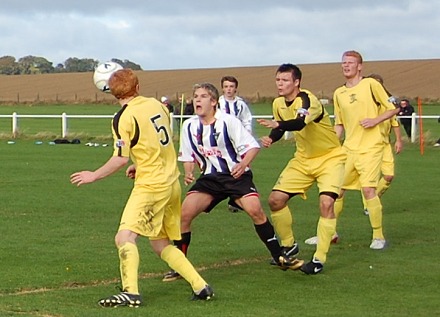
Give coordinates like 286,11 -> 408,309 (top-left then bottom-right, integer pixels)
188,171 -> 259,213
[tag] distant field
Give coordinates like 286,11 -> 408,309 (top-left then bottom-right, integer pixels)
0,59 -> 439,103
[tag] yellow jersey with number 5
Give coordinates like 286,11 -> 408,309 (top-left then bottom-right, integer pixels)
111,96 -> 179,188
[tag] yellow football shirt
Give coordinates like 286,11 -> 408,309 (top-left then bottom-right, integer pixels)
273,89 -> 340,158
333,77 -> 396,152
111,96 -> 179,188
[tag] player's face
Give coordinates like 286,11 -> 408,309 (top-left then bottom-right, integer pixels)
222,81 -> 237,99
341,55 -> 362,79
193,88 -> 217,118
275,72 -> 298,100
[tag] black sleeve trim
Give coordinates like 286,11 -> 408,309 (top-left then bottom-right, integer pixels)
130,118 -> 140,148
278,119 -> 306,131
268,129 -> 285,143
297,91 -> 311,110
112,104 -> 128,156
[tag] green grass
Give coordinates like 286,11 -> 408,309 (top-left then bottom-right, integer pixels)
0,132 -> 439,316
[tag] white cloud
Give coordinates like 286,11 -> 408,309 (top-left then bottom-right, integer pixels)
0,0 -> 438,70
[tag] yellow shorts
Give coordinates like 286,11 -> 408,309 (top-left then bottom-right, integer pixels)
118,179 -> 181,241
342,146 -> 383,190
381,143 -> 394,176
273,146 -> 346,199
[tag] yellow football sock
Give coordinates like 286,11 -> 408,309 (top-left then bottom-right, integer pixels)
313,217 -> 336,263
118,242 -> 140,294
334,198 -> 344,219
376,177 -> 391,197
161,245 -> 206,292
270,206 -> 294,247
366,196 -> 385,240
361,192 -> 367,210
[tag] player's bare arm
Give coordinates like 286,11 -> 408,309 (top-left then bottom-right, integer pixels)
259,136 -> 273,148
257,118 -> 279,129
392,126 -> 403,154
258,120 -> 280,148
126,164 -> 136,179
231,147 -> 259,179
334,124 -> 344,140
360,108 -> 400,128
70,156 -> 129,186
182,161 -> 196,185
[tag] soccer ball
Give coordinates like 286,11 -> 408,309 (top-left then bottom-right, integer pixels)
93,62 -> 123,93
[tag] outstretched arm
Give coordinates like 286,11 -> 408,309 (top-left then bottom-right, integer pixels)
257,118 -> 306,147
70,156 -> 129,186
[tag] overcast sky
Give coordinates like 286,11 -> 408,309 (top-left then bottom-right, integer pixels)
1,0 -> 438,70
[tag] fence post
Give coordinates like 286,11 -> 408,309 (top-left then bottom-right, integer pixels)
62,112 -> 68,138
170,113 -> 174,136
12,112 -> 18,138
411,112 -> 417,143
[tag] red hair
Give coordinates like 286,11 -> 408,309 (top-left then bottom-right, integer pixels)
342,50 -> 363,64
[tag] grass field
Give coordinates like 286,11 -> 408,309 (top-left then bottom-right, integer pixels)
0,104 -> 439,316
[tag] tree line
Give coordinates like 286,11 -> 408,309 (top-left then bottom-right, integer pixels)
0,55 -> 142,75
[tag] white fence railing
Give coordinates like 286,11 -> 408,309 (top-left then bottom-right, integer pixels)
0,112 -> 438,143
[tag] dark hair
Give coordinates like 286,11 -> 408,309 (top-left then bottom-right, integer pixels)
276,63 -> 302,81
367,73 -> 384,84
221,76 -> 238,88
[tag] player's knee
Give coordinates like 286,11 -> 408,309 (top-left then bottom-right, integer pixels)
319,199 -> 333,212
247,208 -> 267,224
115,230 -> 136,248
383,175 -> 393,183
268,196 -> 284,211
319,192 -> 337,216
180,210 -> 194,226
268,191 -> 292,211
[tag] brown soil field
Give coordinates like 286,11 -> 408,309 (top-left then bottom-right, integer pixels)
0,59 -> 439,103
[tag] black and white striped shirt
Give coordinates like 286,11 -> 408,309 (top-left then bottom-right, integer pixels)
179,111 -> 259,175
218,95 -> 253,132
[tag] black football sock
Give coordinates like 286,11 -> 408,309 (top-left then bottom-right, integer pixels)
173,231 -> 191,256
254,220 -> 282,260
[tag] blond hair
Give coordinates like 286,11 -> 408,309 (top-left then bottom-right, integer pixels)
193,83 -> 219,102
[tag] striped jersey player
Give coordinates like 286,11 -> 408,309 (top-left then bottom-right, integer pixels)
218,75 -> 253,133
162,82 -> 303,282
